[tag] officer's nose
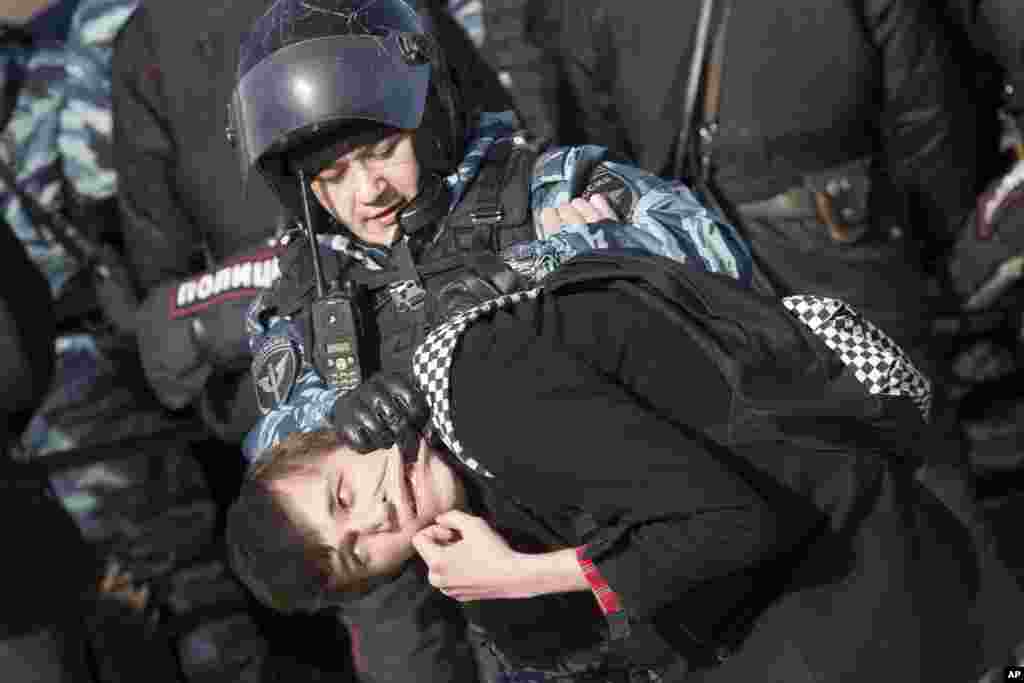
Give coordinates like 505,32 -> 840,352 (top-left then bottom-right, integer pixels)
353,161 -> 388,205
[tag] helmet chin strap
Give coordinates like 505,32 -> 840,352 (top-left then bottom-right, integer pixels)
397,172 -> 451,242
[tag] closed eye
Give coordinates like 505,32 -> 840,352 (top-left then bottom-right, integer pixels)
328,476 -> 350,518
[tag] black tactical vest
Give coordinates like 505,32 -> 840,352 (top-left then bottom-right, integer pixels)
263,138 -> 540,383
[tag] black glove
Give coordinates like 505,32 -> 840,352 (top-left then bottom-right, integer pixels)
427,254 -> 526,326
332,372 -> 430,453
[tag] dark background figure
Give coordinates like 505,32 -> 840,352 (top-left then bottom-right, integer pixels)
938,0 -> 1024,183
0,215 -> 95,682
467,0 -> 560,143
553,1 -> 978,343
971,0 -> 1024,143
420,0 -> 516,121
447,0 -> 589,146
979,3 -> 1024,200
939,7 -> 1024,664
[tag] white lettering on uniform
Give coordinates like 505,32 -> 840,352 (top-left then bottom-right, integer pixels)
253,261 -> 269,288
232,262 -> 253,288
214,267 -> 232,295
197,274 -> 215,299
253,257 -> 281,288
177,255 -> 280,311
177,281 -> 197,307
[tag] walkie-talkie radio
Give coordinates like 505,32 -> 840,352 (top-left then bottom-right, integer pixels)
298,170 -> 364,392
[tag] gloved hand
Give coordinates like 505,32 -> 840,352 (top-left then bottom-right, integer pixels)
332,372 -> 430,453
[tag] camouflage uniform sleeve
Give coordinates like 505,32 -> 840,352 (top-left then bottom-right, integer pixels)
3,39 -> 75,297
241,293 -> 343,464
505,145 -> 753,286
59,0 -> 138,201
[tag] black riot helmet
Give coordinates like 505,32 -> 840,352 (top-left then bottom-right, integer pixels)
228,0 -> 465,223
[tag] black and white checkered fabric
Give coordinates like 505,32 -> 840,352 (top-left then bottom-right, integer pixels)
782,295 -> 932,421
411,287 -> 543,478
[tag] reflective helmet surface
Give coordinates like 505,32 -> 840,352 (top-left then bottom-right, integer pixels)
229,0 -> 436,190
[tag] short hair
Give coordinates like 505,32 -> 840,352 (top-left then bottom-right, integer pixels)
225,430 -> 374,614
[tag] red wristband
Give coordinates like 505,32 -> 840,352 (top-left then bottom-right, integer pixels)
575,546 -> 622,616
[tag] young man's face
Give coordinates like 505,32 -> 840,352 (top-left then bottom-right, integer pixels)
271,437 -> 463,579
310,131 -> 420,246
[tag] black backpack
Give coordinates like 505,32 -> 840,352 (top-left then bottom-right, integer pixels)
543,251 -> 934,661
545,250 -> 929,437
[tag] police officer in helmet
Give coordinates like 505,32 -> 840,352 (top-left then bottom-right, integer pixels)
231,0 -> 515,453
229,1 -> 751,679
230,0 -> 751,461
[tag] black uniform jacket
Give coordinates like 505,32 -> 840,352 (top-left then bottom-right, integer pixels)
974,0 -> 1024,130
1,219 -> 95,639
112,0 -> 283,291
557,0 -> 978,244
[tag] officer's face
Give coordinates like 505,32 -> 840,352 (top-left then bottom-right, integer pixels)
271,437 -> 464,579
311,131 -> 420,247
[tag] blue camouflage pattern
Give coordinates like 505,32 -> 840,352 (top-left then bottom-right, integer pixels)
1,0 -> 145,460
1,0 -> 138,296
242,111 -> 752,463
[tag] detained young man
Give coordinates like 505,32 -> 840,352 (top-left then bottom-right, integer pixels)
228,251 -> 989,682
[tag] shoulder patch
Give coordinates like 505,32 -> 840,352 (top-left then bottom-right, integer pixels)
253,336 -> 300,415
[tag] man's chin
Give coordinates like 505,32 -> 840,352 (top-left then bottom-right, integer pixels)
353,220 -> 400,246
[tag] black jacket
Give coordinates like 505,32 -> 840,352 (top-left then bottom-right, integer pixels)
474,0 -> 563,143
968,0 -> 1024,130
556,0 -> 979,245
438,252 -> 1003,679
445,284 -> 816,670
112,0 -> 283,291
1,219 -> 95,639
0,220 -> 55,437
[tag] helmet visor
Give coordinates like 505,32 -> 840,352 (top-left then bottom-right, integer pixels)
231,33 -> 430,182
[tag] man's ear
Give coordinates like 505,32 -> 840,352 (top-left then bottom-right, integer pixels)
309,177 -> 342,224
309,177 -> 328,212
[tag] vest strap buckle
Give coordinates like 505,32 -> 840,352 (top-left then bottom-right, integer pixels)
470,208 -> 505,225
